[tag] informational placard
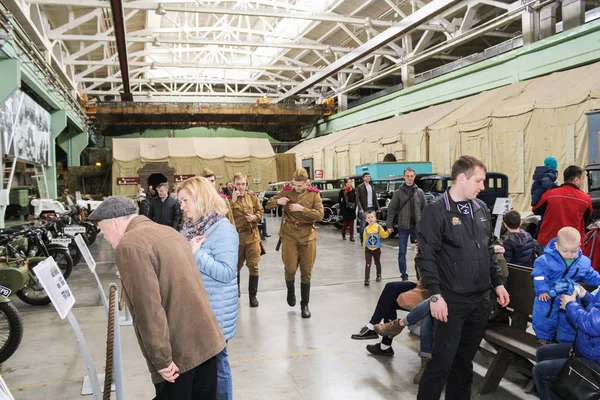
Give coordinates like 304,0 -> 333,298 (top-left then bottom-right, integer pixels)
33,257 -> 75,319
174,174 -> 195,182
492,197 -> 513,215
75,234 -> 96,273
314,170 -> 323,179
116,177 -> 139,185
0,374 -> 15,400
51,237 -> 71,246
64,225 -> 86,235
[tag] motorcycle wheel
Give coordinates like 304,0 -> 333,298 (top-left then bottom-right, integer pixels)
319,206 -> 334,225
84,224 -> 97,246
17,271 -> 51,306
334,221 -> 343,229
0,301 -> 23,364
48,247 -> 73,279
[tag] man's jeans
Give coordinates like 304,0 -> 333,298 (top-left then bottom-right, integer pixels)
216,344 -> 232,400
398,227 -> 416,280
405,299 -> 433,357
533,343 -> 600,400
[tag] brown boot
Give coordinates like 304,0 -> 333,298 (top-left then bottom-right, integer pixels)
374,318 -> 405,338
413,357 -> 430,384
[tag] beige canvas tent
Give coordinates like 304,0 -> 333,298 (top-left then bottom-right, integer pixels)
112,137 -> 278,196
288,61 -> 600,211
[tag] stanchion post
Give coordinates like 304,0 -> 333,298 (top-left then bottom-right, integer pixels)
67,311 -> 102,400
110,284 -> 125,400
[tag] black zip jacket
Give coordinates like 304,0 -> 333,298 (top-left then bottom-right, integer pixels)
415,190 -> 503,303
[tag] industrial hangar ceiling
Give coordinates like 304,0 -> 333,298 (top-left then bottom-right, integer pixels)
4,0 -> 530,106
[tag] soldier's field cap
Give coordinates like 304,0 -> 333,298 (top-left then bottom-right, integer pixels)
87,196 -> 138,222
201,168 -> 215,178
293,168 -> 309,181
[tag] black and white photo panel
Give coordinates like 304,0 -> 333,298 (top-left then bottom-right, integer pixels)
1,90 -> 51,166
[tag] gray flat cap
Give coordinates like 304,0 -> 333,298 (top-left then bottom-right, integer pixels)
87,196 -> 138,221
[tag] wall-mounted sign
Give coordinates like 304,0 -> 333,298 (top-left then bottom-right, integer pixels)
174,174 -> 195,182
314,170 -> 323,179
116,177 -> 139,185
0,89 -> 51,166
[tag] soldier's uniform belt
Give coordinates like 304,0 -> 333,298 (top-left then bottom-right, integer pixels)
283,218 -> 313,228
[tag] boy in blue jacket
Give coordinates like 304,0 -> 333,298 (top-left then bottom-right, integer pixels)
530,156 -> 558,207
532,227 -> 600,345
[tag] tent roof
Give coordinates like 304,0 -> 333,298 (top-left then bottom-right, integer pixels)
113,137 -> 276,162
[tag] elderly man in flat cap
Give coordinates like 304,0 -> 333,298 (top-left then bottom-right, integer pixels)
266,168 -> 324,318
88,196 -> 225,400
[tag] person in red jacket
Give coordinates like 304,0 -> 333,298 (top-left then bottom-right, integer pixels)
533,165 -> 593,247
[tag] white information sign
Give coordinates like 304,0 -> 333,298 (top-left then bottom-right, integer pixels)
0,374 -> 15,400
64,225 -> 86,234
492,197 -> 513,215
33,257 -> 75,319
75,234 -> 96,273
51,237 -> 71,246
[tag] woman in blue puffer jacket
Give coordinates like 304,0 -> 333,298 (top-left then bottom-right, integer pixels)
533,285 -> 600,399
177,176 -> 239,400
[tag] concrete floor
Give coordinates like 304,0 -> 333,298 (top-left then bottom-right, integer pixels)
1,215 -> 537,399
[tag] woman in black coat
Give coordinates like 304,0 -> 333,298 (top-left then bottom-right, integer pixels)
339,178 -> 357,242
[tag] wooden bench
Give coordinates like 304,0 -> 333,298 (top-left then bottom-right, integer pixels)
479,263 -> 538,394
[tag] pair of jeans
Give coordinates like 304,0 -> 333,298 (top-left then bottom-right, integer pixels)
397,227 -> 416,280
533,343 -> 600,400
368,281 -> 416,346
341,220 -> 354,239
260,216 -> 268,237
418,296 -> 490,399
154,356 -> 217,400
404,299 -> 434,357
216,345 -> 232,400
358,208 -> 376,243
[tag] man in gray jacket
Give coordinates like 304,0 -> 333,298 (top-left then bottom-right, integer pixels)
386,167 -> 426,280
355,172 -> 380,244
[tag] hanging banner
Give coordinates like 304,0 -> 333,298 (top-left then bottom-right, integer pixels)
0,89 -> 51,166
116,177 -> 139,185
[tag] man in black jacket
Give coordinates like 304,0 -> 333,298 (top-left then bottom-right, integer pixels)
355,172 -> 379,244
416,155 -> 510,399
148,182 -> 181,230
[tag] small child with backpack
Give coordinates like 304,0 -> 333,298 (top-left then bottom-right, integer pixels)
531,156 -> 559,207
502,210 -> 537,267
363,211 -> 389,286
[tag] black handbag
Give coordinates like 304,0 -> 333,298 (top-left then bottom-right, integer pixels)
551,340 -> 600,400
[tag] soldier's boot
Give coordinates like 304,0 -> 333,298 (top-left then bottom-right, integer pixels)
248,275 -> 259,308
300,283 -> 311,319
286,280 -> 296,307
237,272 -> 241,298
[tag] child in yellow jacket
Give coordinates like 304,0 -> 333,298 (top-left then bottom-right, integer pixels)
363,211 -> 389,286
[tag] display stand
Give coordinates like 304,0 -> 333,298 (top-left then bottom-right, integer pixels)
492,197 -> 513,238
74,234 -> 108,315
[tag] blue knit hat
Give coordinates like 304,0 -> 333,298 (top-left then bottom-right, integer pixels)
544,156 -> 558,171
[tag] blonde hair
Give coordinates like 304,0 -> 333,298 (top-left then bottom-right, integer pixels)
233,172 -> 247,183
176,176 -> 228,222
557,226 -> 581,245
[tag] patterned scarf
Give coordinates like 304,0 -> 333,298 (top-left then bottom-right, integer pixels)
181,212 -> 223,240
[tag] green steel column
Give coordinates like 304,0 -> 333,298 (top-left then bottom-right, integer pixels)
58,127 -> 88,167
49,110 -> 67,199
0,59 -> 20,229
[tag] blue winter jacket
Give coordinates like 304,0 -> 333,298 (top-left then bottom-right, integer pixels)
532,239 -> 600,296
502,229 -> 536,267
531,166 -> 558,206
566,290 -> 600,362
193,218 -> 239,341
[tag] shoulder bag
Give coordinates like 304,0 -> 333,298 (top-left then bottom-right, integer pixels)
551,332 -> 600,400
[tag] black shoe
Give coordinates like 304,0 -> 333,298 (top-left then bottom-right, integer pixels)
364,278 -> 370,286
265,234 -> 271,237
249,276 -> 259,308
342,236 -> 346,240
366,344 -> 394,356
401,276 -> 409,282
286,280 -> 296,307
351,326 -> 378,340
349,237 -> 355,242
301,283 -> 311,318
376,275 -> 382,282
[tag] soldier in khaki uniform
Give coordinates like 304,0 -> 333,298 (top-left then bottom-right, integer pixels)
230,172 -> 264,308
202,168 -> 236,226
266,168 -> 324,318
